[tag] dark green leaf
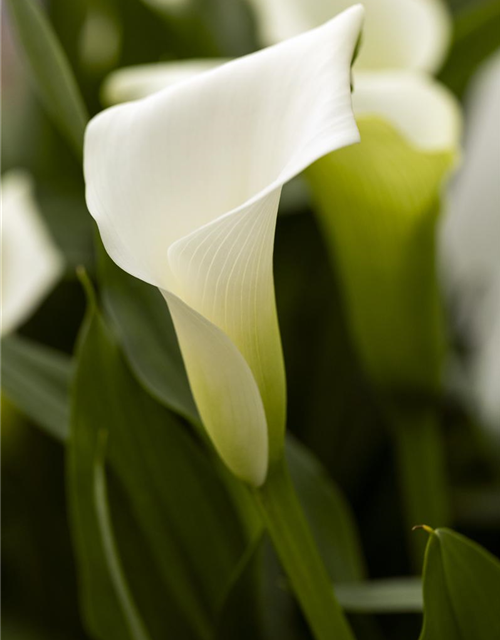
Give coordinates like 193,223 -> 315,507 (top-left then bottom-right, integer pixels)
69,290 -> 251,639
419,528 -> 500,639
5,0 -> 88,156
439,0 -> 500,98
286,436 -> 366,583
97,241 -> 200,426
1,334 -> 72,441
68,303 -> 142,640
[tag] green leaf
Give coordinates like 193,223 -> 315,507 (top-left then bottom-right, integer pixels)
68,302 -> 143,640
419,528 -> 500,639
439,0 -> 500,98
69,290 -> 251,639
5,0 -> 88,156
97,240 -> 200,426
307,118 -> 454,395
286,435 -> 366,583
1,334 -> 72,441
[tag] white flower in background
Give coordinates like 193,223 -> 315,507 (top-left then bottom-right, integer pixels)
441,52 -> 500,432
1,170 -> 64,336
102,59 -> 230,105
254,0 -> 458,154
102,0 -> 459,157
249,0 -> 450,72
84,7 -> 364,486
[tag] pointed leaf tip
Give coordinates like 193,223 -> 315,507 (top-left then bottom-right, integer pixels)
412,525 -> 435,535
76,266 -> 97,309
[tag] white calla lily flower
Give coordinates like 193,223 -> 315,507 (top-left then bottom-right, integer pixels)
441,52 -> 500,432
85,6 -> 364,486
1,170 -> 64,337
249,0 -> 451,73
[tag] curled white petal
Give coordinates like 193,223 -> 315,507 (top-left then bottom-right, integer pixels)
249,0 -> 451,73
85,6 -> 364,484
164,292 -> 269,485
1,170 -> 64,336
353,70 -> 461,152
85,7 -> 363,289
168,188 -> 286,460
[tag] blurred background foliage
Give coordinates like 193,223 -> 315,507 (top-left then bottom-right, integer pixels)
2,0 -> 500,639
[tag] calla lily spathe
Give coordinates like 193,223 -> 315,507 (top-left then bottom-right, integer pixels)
302,0 -> 460,392
1,170 -> 64,336
84,6 -> 364,486
100,0 -> 460,394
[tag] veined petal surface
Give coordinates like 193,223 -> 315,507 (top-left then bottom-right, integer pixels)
249,0 -> 451,73
85,6 -> 364,484
164,292 -> 269,485
168,188 -> 285,461
1,170 -> 64,336
85,6 -> 363,289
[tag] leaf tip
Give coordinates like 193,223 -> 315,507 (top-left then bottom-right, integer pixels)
76,266 -> 97,308
412,524 -> 435,535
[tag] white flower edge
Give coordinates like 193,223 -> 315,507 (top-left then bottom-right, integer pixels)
101,59 -> 230,106
85,6 -> 365,486
247,0 -> 451,74
102,63 -> 461,156
353,70 -> 462,152
440,52 -> 500,432
1,170 -> 64,337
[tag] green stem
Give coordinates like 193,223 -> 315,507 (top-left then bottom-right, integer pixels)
391,406 -> 450,570
252,458 -> 355,640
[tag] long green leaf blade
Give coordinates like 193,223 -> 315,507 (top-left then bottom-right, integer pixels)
287,435 -> 366,583
68,305 -> 140,640
1,334 -> 72,441
69,287 -> 251,639
93,432 -> 152,640
6,0 -> 88,156
97,240 -> 200,426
